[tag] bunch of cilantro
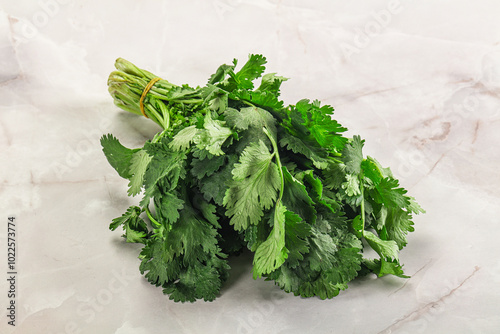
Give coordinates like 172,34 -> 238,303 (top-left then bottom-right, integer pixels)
101,54 -> 424,302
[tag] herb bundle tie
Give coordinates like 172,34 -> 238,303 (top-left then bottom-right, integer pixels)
139,77 -> 162,118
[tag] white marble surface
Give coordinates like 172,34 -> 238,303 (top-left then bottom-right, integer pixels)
1,0 -> 500,333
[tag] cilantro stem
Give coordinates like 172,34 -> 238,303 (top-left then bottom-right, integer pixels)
263,126 -> 284,203
151,129 -> 168,143
359,173 -> 366,237
155,101 -> 171,130
242,100 -> 255,107
145,206 -> 160,227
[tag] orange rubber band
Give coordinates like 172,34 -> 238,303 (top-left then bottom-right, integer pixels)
139,77 -> 161,118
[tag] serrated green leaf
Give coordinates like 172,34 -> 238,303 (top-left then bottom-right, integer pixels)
224,106 -> 276,133
306,226 -> 338,272
199,155 -> 237,206
361,156 -> 393,186
154,191 -> 184,226
223,140 -> 281,231
281,99 -> 347,154
140,140 -> 187,207
139,240 -> 182,285
127,149 -> 152,196
227,54 -> 267,90
363,230 -> 399,261
376,206 -> 415,249
229,89 -> 284,110
169,125 -> 199,151
257,73 -> 288,95
192,194 -> 221,229
408,196 -> 426,214
110,206 -> 148,243
283,211 -> 310,268
207,63 -> 235,85
194,113 -> 233,156
341,173 -> 361,197
165,205 -> 220,264
299,170 -> 341,213
374,177 -> 410,209
363,258 -> 409,278
202,84 -> 229,113
101,134 -> 139,179
252,202 -> 289,278
279,132 -> 329,169
322,161 -> 346,190
191,155 -> 226,179
281,166 -> 316,223
341,135 -> 364,175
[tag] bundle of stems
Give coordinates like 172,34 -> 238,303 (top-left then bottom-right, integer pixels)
108,58 -> 204,130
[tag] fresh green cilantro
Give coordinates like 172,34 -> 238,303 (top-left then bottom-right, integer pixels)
252,201 -> 289,278
127,150 -> 152,196
100,134 -> 139,179
101,54 -> 424,302
109,206 -> 148,243
223,139 -> 281,231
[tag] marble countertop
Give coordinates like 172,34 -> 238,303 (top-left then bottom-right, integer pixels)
1,1 -> 500,333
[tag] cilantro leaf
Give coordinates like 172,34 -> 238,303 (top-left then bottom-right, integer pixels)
127,149 -> 152,196
165,204 -> 220,264
191,154 -> 226,179
101,134 -> 140,179
305,226 -> 338,271
266,215 -> 362,299
139,196 -> 230,302
257,73 -> 288,95
224,106 -> 276,133
139,240 -> 183,286
282,211 -> 310,268
109,206 -> 148,243
194,113 -> 233,156
279,131 -> 330,169
363,258 -> 408,278
373,177 -> 411,209
140,139 -> 187,207
153,191 -> 184,227
207,62 -> 235,86
199,155 -> 237,206
229,89 -> 285,110
169,125 -> 199,151
361,156 -> 393,185
202,85 -> 229,113
163,256 -> 229,302
252,202 -> 289,278
223,140 -> 281,231
299,170 -> 341,213
363,230 -> 399,261
341,135 -> 364,175
226,54 -> 267,90
281,99 -> 348,156
281,166 -> 316,223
